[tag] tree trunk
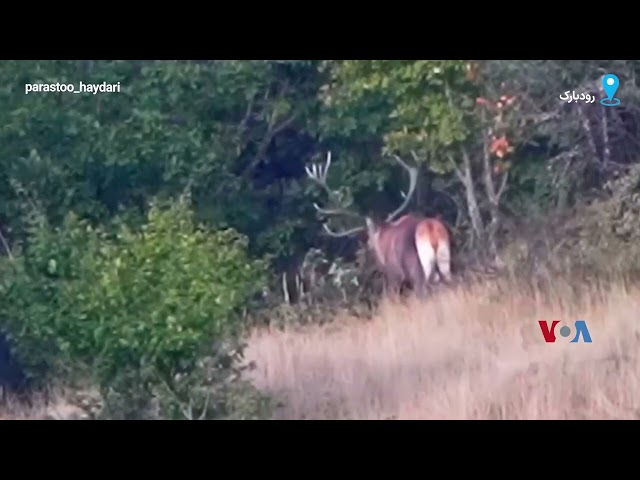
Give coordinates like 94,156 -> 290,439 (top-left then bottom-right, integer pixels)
455,148 -> 485,246
481,132 -> 508,266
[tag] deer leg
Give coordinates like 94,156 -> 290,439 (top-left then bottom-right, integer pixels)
384,270 -> 403,299
405,260 -> 427,298
415,274 -> 428,298
435,242 -> 452,284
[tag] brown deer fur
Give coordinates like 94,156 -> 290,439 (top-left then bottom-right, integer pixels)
367,214 -> 451,295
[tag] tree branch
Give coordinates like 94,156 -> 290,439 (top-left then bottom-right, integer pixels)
481,130 -> 497,204
240,113 -> 298,180
455,147 -> 485,240
496,171 -> 509,201
237,94 -> 256,142
0,229 -> 14,262
601,108 -> 611,167
240,79 -> 298,180
446,154 -> 465,183
577,104 -> 599,162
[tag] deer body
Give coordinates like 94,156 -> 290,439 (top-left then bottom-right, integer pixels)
416,216 -> 452,283
305,151 -> 453,297
368,214 -> 451,295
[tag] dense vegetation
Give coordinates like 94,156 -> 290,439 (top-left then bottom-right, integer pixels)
1,60 -> 640,418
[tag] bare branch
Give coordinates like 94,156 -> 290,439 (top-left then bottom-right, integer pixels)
237,94 -> 255,140
282,272 -> 290,304
198,392 -> 210,420
601,108 -> 611,166
457,147 -> 485,239
496,171 -> 509,201
385,154 -> 419,222
241,112 -> 298,180
181,397 -> 194,420
522,111 -> 561,125
446,154 -> 465,183
0,229 -> 14,262
481,131 -> 498,204
444,80 -> 455,111
240,79 -> 298,179
577,104 -> 599,162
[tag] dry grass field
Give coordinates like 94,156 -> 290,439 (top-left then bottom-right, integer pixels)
245,278 -> 640,419
2,277 -> 639,420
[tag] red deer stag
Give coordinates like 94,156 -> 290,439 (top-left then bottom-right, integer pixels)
305,152 -> 451,297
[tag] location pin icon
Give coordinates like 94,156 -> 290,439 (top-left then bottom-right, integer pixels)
602,74 -> 620,105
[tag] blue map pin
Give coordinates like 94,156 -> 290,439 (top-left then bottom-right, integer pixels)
601,74 -> 620,106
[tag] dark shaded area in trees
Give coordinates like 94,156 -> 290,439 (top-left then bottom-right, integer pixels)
0,332 -> 29,397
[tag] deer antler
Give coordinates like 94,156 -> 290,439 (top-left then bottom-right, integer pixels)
320,223 -> 366,237
385,154 -> 419,222
305,151 -> 366,237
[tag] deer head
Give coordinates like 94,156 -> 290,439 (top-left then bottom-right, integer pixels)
304,151 -> 419,242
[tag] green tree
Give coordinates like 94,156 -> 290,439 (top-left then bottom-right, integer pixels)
0,60 -> 324,267
1,197 -> 268,418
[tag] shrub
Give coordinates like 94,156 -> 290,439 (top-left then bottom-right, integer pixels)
247,245 -> 379,330
499,164 -> 640,284
0,198 -> 270,418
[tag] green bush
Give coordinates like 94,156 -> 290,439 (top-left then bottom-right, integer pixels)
498,164 -> 640,284
0,198 -> 270,418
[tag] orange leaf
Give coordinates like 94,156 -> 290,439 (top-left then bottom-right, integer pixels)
489,135 -> 510,158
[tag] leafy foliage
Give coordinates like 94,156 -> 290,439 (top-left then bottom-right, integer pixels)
0,198 -> 268,418
318,60 -> 476,171
566,164 -> 640,275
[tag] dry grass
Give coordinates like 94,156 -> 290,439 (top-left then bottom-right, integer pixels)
244,278 -> 640,419
0,387 -> 89,420
3,277 -> 639,420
